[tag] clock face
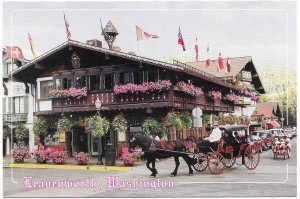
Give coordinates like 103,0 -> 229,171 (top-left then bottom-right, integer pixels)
192,107 -> 202,118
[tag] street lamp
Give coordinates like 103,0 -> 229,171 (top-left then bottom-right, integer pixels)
95,97 -> 103,165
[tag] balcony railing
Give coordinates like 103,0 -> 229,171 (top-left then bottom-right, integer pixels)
51,88 -> 234,113
3,113 -> 28,122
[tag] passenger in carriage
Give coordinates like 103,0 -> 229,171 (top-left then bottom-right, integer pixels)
224,131 -> 240,156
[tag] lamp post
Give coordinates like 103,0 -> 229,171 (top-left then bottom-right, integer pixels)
95,97 -> 103,165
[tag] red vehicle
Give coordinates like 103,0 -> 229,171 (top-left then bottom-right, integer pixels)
252,130 -> 273,150
247,134 -> 263,153
193,125 -> 260,175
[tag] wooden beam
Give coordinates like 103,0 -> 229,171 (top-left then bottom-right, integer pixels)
34,63 -> 46,69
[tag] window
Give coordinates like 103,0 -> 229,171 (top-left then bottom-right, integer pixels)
119,72 -> 131,85
133,71 -> 143,84
75,76 -> 87,88
55,79 -> 61,89
13,97 -> 26,113
159,69 -> 167,80
89,75 -> 101,90
63,78 -> 73,89
40,80 -> 53,99
103,74 -> 114,90
147,69 -> 157,82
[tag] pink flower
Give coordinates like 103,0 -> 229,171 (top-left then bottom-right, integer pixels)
177,81 -> 203,96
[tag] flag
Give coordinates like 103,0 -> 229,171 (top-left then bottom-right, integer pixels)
177,27 -> 185,51
64,13 -> 71,40
205,44 -> 210,67
226,57 -> 231,73
101,18 -> 110,41
28,33 -> 37,58
135,25 -> 159,42
6,46 -> 24,60
195,37 -> 199,61
217,52 -> 224,72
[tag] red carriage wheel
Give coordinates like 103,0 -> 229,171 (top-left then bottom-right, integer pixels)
244,145 -> 260,170
192,154 -> 208,172
208,153 -> 225,175
223,157 -> 236,168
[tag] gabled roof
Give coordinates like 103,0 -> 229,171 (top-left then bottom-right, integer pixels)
252,102 -> 280,118
10,40 -> 238,91
186,56 -> 265,94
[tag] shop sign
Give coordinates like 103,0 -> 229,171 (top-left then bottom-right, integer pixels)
59,132 -> 66,142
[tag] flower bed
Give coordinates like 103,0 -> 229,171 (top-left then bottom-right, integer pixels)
113,80 -> 171,94
74,152 -> 91,165
11,150 -> 31,163
49,87 -> 87,99
176,81 -> 203,97
50,151 -> 68,164
119,151 -> 140,166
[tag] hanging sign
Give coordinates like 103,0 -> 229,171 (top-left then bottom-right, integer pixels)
192,107 -> 203,118
58,132 -> 66,142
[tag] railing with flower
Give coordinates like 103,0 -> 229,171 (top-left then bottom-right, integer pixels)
175,81 -> 204,97
113,80 -> 172,94
223,94 -> 240,103
206,91 -> 222,100
49,87 -> 87,99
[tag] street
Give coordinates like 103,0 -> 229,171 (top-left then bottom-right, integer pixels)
3,139 -> 297,197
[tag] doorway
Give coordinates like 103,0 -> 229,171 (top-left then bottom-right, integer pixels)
72,126 -> 88,154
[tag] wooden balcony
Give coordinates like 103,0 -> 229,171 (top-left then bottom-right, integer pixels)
51,88 -> 234,113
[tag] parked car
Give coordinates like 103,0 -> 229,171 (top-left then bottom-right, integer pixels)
252,130 -> 273,150
270,128 -> 284,137
248,135 -> 263,153
284,129 -> 293,139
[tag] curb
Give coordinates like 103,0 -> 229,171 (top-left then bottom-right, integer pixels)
6,163 -> 133,171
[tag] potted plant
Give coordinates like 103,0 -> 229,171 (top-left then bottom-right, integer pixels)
33,118 -> 48,135
15,123 -> 29,141
206,91 -> 222,101
50,151 -> 68,164
119,151 -> 140,166
34,149 -> 50,164
112,114 -> 128,133
11,150 -> 31,163
74,152 -> 91,165
165,112 -> 182,130
57,117 -> 72,133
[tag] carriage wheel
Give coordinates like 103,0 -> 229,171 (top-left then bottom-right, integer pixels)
223,157 -> 236,168
192,154 -> 208,172
208,153 -> 225,175
244,145 -> 260,170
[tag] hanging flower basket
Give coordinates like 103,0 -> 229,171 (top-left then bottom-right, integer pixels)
57,117 -> 72,133
165,112 -> 182,130
112,114 -> 128,133
3,124 -> 11,138
206,91 -> 222,100
33,118 -> 48,135
180,112 -> 192,129
15,123 -> 29,141
90,117 -> 110,137
142,119 -> 161,135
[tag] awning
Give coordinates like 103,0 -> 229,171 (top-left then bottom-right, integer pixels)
268,121 -> 281,129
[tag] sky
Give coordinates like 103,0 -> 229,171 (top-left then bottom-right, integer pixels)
2,0 -> 297,68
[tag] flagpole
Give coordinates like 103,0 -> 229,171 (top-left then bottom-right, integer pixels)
137,41 -> 140,56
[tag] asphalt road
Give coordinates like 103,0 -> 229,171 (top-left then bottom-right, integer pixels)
3,138 -> 297,197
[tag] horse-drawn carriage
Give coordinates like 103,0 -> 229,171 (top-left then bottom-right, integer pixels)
272,136 -> 291,159
129,125 -> 260,177
192,125 -> 260,174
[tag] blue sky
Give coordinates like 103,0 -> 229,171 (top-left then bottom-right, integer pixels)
2,1 -> 297,68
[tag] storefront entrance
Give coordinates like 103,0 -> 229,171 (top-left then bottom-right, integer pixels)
72,126 -> 88,154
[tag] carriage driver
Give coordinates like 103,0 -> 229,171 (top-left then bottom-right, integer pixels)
197,121 -> 222,149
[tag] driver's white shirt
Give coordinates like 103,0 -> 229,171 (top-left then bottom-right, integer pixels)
205,127 -> 222,142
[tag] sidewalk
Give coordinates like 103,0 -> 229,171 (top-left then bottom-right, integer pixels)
3,156 -> 141,171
